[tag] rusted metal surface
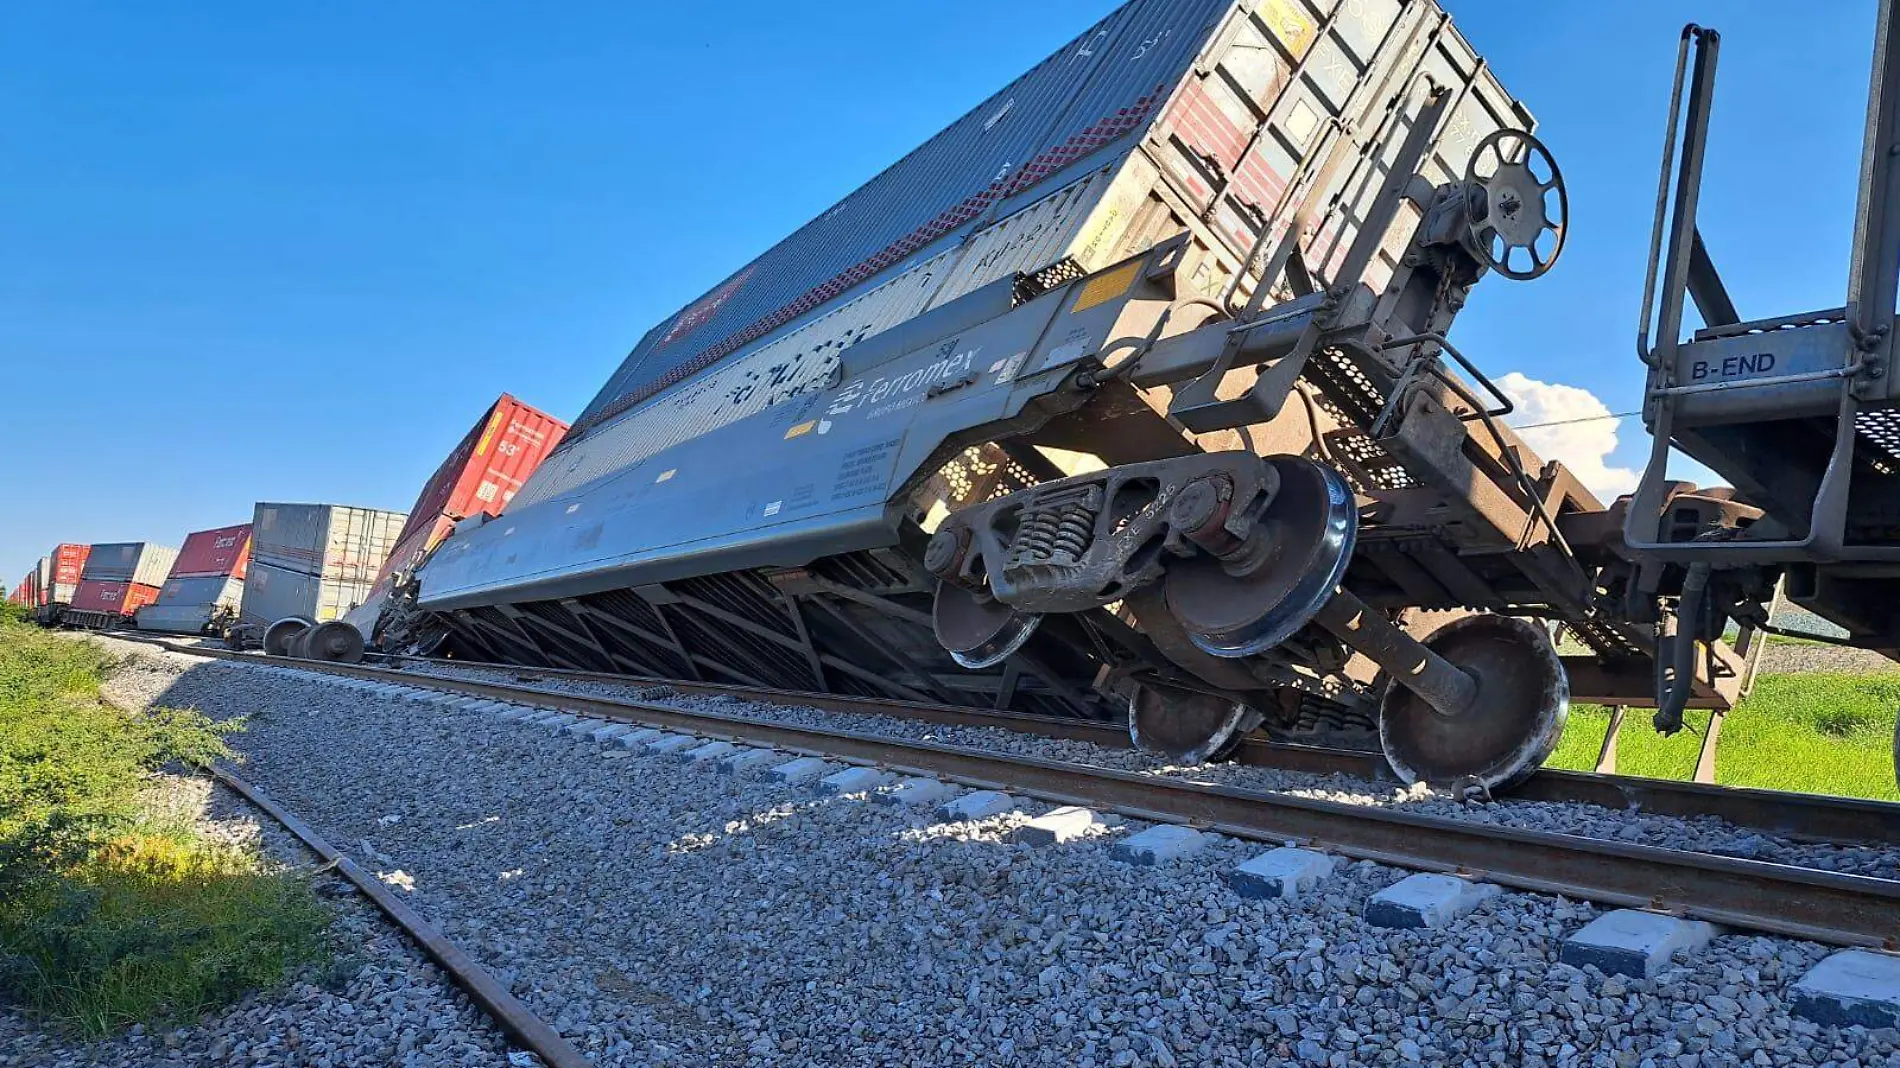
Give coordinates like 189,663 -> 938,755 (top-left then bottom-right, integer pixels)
212,767 -> 590,1068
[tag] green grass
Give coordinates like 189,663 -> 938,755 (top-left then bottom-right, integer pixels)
0,620 -> 330,1036
1546,672 -> 1900,801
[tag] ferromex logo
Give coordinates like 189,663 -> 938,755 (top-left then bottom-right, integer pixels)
826,342 -> 981,424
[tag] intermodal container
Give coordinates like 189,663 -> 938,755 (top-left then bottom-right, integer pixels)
509,0 -> 1530,525
69,579 -> 162,619
391,395 -> 568,551
136,574 -> 245,634
567,0 -> 1526,439
370,396 -> 569,596
240,561 -> 375,625
82,542 -> 179,588
250,504 -> 408,585
48,544 -> 89,604
171,524 -> 253,579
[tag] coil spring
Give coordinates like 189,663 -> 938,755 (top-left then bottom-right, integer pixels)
1051,505 -> 1092,563
1008,509 -> 1062,569
1007,500 -> 1097,568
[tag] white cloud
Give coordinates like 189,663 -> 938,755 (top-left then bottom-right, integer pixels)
1495,372 -> 1640,500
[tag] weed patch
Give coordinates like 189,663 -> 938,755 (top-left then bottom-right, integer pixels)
0,623 -> 329,1036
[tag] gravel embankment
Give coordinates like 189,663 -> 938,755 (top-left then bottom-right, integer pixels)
0,766 -> 514,1067
384,657 -> 1900,881
61,637 -> 1900,1066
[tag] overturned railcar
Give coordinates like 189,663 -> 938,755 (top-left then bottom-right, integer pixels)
383,0 -> 1755,788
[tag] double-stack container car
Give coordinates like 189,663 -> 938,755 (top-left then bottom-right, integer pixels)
37,543 -> 90,621
65,542 -> 177,629
391,0 -> 1544,727
240,503 -> 407,625
135,523 -> 253,634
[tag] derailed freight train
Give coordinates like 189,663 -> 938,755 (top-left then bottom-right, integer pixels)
376,0 -> 1760,789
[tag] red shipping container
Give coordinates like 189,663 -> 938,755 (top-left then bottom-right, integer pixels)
70,579 -> 162,617
171,523 -> 253,579
50,543 -> 90,587
389,395 -> 568,555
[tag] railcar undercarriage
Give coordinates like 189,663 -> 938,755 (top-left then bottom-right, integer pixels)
378,89 -> 1763,792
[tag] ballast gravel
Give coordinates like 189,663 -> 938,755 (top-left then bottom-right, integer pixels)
391,657 -> 1900,880
0,768 -> 513,1068
55,637 -> 1900,1066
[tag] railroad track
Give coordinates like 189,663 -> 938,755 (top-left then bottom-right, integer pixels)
115,634 -> 1900,950
369,649 -> 1900,850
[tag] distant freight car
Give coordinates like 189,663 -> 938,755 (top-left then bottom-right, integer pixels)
63,542 -> 177,629
43,543 -> 89,608
241,504 -> 406,625
135,523 -> 253,635
65,580 -> 162,627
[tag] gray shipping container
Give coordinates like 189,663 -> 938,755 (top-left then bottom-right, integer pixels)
136,574 -> 245,634
82,542 -> 180,587
502,0 -> 1529,523
567,0 -> 1526,439
134,574 -> 241,633
250,503 -> 408,585
239,560 -> 376,625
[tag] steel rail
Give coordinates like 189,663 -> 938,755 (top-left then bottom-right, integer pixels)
167,643 -> 1900,949
211,766 -> 589,1068
102,633 -> 1900,848
369,650 -> 1900,849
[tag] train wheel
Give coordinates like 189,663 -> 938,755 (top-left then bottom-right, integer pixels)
1377,614 -> 1569,790
1127,681 -> 1262,764
264,617 -> 314,658
933,581 -> 1041,670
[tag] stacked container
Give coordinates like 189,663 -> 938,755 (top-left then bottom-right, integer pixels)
66,542 -> 179,628
380,395 -> 568,584
338,396 -> 565,640
136,523 -> 253,634
46,544 -> 89,606
241,503 -> 407,625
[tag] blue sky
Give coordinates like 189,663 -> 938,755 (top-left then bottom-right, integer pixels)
0,0 -> 1880,582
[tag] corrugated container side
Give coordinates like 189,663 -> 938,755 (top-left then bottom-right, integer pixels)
70,579 -> 162,617
570,0 -> 1234,433
51,544 -> 89,588
81,542 -> 179,587
240,561 -> 376,625
380,517 -> 454,587
392,396 -> 570,552
133,603 -> 218,633
501,0 -> 1529,524
151,573 -> 245,610
171,524 -> 253,579
138,573 -> 244,633
251,503 -> 408,583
